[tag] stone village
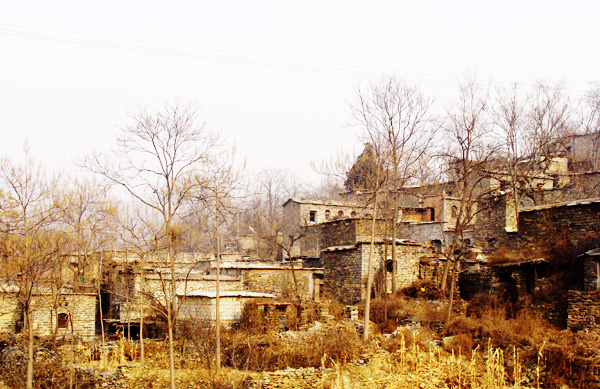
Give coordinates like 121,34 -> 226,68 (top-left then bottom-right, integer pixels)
2,132 -> 600,342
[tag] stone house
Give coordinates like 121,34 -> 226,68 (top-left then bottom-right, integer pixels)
30,293 -> 97,340
0,290 -> 96,340
105,253 -> 323,332
567,248 -> 600,331
285,216 -> 439,304
176,290 -> 276,327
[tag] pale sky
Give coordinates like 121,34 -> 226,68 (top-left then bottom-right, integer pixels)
1,1 -> 598,183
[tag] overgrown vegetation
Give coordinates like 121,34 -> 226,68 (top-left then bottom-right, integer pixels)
1,294 -> 600,388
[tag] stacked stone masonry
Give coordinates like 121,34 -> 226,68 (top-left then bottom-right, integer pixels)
567,290 -> 600,331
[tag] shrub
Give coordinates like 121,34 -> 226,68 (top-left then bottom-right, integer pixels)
223,322 -> 363,371
399,281 -> 442,300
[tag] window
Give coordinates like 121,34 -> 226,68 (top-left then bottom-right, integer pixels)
351,211 -> 357,217
309,210 -> 316,222
385,260 -> 393,272
337,210 -> 344,217
430,208 -> 435,221
57,313 -> 69,329
451,205 -> 459,219
324,210 -> 331,220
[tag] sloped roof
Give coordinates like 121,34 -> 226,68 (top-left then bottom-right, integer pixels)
177,290 -> 276,298
520,198 -> 600,212
282,198 -> 360,208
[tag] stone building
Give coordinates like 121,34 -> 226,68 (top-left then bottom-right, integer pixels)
284,216 -> 440,305
0,291 -> 96,340
30,293 -> 97,340
176,290 -> 276,327
105,253 -> 324,332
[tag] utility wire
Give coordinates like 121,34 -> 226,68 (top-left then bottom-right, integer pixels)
0,23 -> 589,97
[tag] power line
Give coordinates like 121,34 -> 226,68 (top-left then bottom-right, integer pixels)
0,23 -> 589,97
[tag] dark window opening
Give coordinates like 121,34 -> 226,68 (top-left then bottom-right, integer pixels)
351,211 -> 357,217
431,240 -> 442,252
309,211 -> 316,222
324,210 -> 331,220
58,313 -> 69,329
385,260 -> 393,272
337,210 -> 344,217
430,208 -> 435,221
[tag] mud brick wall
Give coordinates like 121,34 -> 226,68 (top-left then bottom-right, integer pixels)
567,290 -> 600,331
518,201 -> 600,256
323,248 -> 363,305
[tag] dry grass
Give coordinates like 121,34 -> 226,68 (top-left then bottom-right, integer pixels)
329,339 -> 527,388
224,321 -> 363,371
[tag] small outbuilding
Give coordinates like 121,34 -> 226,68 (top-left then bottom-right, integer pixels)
176,290 -> 276,326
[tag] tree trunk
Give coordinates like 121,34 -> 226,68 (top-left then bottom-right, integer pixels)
26,303 -> 34,389
363,190 -> 379,341
391,194 -> 398,295
215,191 -> 221,375
139,258 -> 145,365
444,258 -> 459,325
167,238 -> 177,389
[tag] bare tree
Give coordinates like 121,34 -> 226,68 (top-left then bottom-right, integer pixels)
191,146 -> 245,375
118,206 -> 162,366
243,168 -> 302,260
82,102 -> 220,389
577,83 -> 600,170
438,78 -> 502,324
349,76 -> 435,295
0,148 -> 63,389
490,82 -> 575,228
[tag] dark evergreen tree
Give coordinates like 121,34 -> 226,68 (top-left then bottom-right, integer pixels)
344,143 -> 378,191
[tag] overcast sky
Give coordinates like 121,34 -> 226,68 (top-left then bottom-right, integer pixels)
1,1 -> 598,183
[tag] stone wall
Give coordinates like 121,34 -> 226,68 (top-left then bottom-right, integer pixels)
30,294 -> 97,340
0,294 -> 20,333
244,268 -> 320,301
419,256 -> 445,285
518,200 -> 600,256
567,290 -> 600,331
319,219 -> 356,248
323,248 -> 363,305
403,222 -> 453,245
355,219 -> 386,243
178,296 -> 249,325
324,242 -> 434,304
472,196 -> 512,253
583,258 -> 599,291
